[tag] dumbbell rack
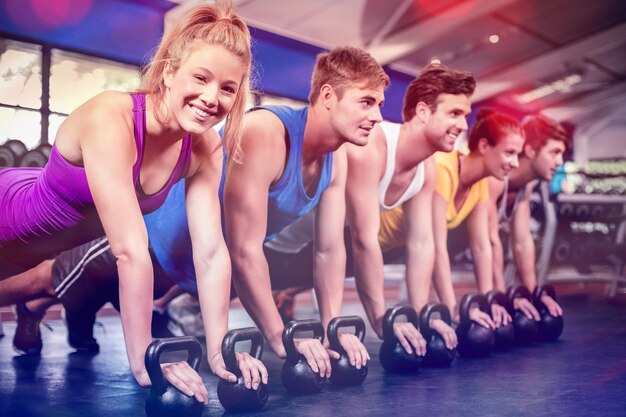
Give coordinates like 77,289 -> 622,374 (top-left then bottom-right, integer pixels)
538,188 -> 626,297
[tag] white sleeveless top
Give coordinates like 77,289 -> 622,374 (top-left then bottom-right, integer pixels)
377,121 -> 426,211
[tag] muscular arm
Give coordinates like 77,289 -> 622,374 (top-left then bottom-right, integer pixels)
403,157 -> 436,315
224,111 -> 287,357
488,178 -> 506,292
345,138 -> 387,338
314,147 -> 348,331
467,201 -> 494,293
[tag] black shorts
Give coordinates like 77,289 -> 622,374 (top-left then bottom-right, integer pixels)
51,237 -> 173,309
52,237 -> 115,302
264,242 -> 315,290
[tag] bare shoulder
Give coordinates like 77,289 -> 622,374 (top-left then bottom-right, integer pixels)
488,176 -> 505,198
68,91 -> 134,130
242,109 -> 285,142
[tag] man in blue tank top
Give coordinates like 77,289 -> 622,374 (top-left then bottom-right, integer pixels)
221,46 -> 388,378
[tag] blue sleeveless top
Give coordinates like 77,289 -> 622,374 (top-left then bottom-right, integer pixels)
144,105 -> 334,291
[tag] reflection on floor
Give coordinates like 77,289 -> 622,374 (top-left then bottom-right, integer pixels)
1,292 -> 625,417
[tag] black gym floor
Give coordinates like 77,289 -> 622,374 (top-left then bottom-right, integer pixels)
1,293 -> 625,417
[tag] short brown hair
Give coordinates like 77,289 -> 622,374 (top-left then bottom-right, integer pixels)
402,63 -> 475,122
522,114 -> 569,152
308,46 -> 389,104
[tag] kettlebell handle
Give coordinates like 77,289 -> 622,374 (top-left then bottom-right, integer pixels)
506,285 -> 532,306
145,336 -> 203,395
327,316 -> 366,353
282,319 -> 324,363
382,305 -> 419,340
458,293 -> 489,328
486,290 -> 510,311
221,327 -> 264,375
532,284 -> 557,308
418,303 -> 451,340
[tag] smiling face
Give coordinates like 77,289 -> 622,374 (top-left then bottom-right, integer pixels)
328,82 -> 385,147
422,93 -> 472,152
163,41 -> 246,135
482,131 -> 525,180
529,139 -> 566,180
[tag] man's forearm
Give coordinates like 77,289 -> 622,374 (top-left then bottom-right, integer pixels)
313,247 -> 347,331
513,239 -> 538,290
405,243 -> 434,314
351,243 -> 387,337
231,250 -> 285,354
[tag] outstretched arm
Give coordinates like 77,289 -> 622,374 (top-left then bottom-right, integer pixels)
344,138 -> 387,338
404,158 -> 451,350
511,184 -> 558,318
224,111 -> 285,356
487,177 -> 506,292
186,130 -> 267,390
431,192 -> 457,318
78,94 -> 207,397
467,201 -> 494,294
314,146 -> 348,331
404,157 -> 436,314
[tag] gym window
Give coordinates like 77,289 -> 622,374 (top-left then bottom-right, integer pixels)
0,38 -> 140,150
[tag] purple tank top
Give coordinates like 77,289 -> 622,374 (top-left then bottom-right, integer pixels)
0,93 -> 192,265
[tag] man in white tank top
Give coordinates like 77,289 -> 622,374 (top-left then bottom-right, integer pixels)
487,115 -> 569,320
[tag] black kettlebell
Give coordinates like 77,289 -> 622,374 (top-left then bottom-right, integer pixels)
418,303 -> 456,367
281,319 -> 326,395
533,284 -> 564,342
507,285 -> 539,346
145,336 -> 204,417
327,315 -> 368,386
378,305 -> 422,373
455,293 -> 494,358
217,327 -> 269,412
486,290 -> 515,351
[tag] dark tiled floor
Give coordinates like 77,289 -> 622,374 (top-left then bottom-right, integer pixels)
1,293 -> 625,417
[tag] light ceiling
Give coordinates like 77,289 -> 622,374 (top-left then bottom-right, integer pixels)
172,0 -> 626,126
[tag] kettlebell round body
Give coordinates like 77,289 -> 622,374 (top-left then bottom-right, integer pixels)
144,336 -> 204,417
146,387 -> 203,417
281,319 -> 326,395
456,293 -> 494,358
328,316 -> 368,386
486,290 -> 515,351
217,327 -> 269,412
418,303 -> 456,367
507,286 -> 538,346
533,285 -> 564,342
379,305 -> 422,373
